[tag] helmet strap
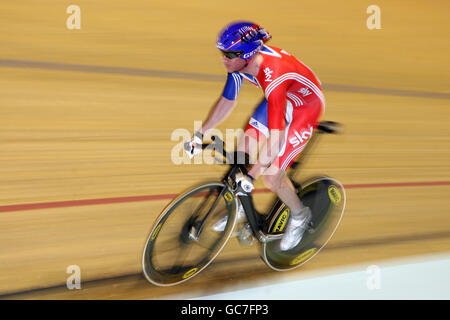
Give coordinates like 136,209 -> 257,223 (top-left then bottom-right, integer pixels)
238,61 -> 249,72
238,52 -> 259,72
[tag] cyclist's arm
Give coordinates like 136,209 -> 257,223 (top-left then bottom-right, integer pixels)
199,72 -> 243,135
200,96 -> 237,135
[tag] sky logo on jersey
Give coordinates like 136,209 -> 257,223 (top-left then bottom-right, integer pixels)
289,125 -> 314,147
264,67 -> 273,82
299,87 -> 312,97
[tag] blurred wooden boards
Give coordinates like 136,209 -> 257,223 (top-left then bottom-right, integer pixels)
2,186 -> 449,299
1,66 -> 449,205
0,0 -> 449,299
1,65 -> 449,298
1,0 -> 449,90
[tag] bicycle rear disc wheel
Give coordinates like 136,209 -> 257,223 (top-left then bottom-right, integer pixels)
261,176 -> 346,271
142,182 -> 237,286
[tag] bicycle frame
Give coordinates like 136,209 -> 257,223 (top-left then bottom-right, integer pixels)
142,121 -> 342,286
198,121 -> 337,244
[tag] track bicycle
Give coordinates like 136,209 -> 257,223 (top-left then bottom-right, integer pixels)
142,121 -> 346,286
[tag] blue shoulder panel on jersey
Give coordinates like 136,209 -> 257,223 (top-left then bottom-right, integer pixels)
222,72 -> 243,100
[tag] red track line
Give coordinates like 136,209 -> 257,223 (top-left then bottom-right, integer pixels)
1,180 -> 449,213
0,194 -> 177,213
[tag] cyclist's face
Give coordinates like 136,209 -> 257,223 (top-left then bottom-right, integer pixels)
222,56 -> 247,73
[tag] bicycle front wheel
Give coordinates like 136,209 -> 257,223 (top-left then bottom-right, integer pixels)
142,182 -> 237,286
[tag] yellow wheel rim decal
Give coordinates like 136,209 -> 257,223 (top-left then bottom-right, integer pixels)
182,268 -> 198,279
290,247 -> 317,265
328,185 -> 342,205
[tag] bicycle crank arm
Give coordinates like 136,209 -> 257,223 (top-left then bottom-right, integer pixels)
256,230 -> 284,243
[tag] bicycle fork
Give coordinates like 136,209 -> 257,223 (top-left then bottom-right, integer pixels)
188,186 -> 229,242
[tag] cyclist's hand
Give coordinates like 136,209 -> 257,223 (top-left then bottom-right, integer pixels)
235,172 -> 255,193
184,132 -> 203,159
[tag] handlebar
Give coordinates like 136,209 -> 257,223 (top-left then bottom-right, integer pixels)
201,135 -> 225,152
200,136 -> 250,176
201,135 -> 233,164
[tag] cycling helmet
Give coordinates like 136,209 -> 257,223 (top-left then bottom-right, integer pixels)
216,21 -> 271,61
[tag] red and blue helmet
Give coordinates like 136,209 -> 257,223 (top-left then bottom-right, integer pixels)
216,21 -> 271,61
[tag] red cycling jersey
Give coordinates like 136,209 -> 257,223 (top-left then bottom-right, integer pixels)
242,45 -> 325,170
220,45 -> 325,170
251,45 -> 325,131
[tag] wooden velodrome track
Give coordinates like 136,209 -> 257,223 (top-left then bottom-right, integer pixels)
0,0 -> 449,299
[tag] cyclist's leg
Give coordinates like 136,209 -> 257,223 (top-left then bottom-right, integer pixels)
272,97 -> 323,173
262,165 -> 303,213
237,98 -> 268,165
261,97 -> 320,205
236,131 -> 262,165
266,97 -> 323,249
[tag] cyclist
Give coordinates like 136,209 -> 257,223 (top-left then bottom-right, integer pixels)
184,21 -> 325,251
